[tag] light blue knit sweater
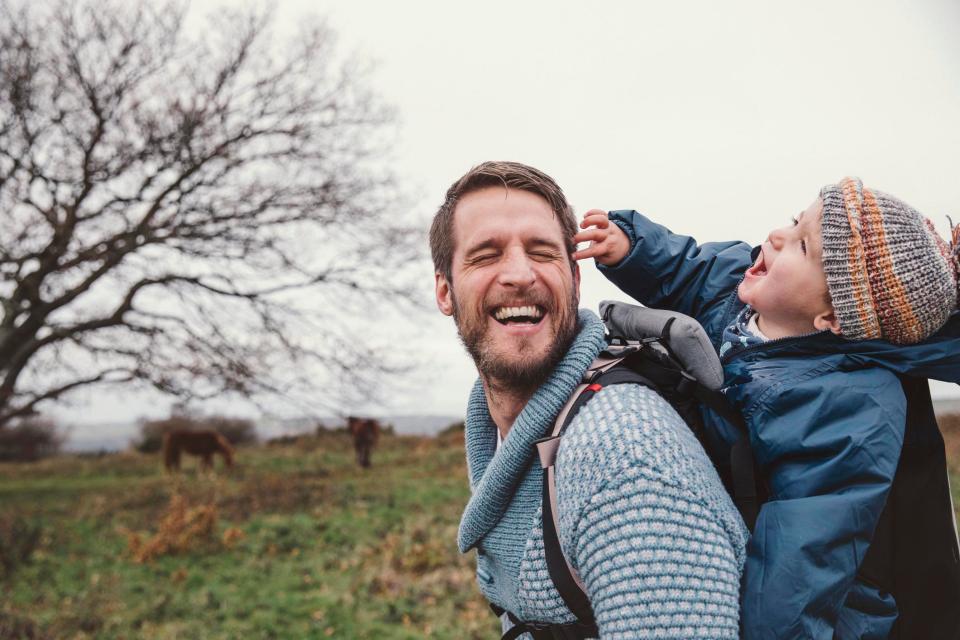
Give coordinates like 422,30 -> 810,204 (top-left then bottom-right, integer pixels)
458,310 -> 749,639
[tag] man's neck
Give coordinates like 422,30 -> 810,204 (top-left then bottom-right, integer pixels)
481,377 -> 535,441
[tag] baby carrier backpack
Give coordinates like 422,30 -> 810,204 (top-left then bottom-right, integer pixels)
493,301 -> 960,640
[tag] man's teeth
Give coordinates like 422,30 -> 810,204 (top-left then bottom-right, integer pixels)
494,305 -> 543,321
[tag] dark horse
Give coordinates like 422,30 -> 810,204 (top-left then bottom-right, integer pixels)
347,417 -> 380,468
163,430 -> 235,472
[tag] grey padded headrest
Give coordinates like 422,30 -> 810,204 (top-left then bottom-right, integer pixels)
599,300 -> 724,390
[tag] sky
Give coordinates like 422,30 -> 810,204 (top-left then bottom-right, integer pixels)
56,0 -> 960,435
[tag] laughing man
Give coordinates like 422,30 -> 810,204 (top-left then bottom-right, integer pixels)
430,161 -> 748,639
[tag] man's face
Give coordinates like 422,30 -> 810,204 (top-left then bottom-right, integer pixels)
738,197 -> 837,338
435,187 -> 580,391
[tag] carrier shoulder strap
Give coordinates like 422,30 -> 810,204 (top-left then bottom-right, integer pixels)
601,300 -> 760,530
691,384 -> 760,530
531,344 -> 760,635
491,352 -> 633,640
533,349 -> 633,629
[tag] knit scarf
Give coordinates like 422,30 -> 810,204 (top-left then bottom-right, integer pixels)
457,309 -> 607,553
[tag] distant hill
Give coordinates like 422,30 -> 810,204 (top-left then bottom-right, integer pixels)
935,397 -> 960,417
58,399 -> 960,453
258,415 -> 462,439
62,414 -> 463,452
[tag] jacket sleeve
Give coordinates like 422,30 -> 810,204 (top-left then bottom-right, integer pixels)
741,368 -> 906,640
598,210 -> 754,334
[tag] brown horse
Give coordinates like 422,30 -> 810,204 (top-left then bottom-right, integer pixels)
162,430 -> 235,472
347,417 -> 380,468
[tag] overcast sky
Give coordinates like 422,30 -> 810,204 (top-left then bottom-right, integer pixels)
58,0 -> 960,433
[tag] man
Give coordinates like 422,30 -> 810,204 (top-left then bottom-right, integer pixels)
430,161 -> 748,639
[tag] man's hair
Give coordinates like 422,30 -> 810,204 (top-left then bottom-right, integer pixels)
429,161 -> 577,282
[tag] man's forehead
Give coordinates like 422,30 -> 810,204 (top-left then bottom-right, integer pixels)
455,185 -> 554,216
452,187 -> 565,246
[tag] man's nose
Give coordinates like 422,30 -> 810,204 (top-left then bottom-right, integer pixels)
497,251 -> 536,288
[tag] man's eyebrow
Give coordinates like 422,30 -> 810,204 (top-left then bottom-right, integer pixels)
526,236 -> 565,249
463,239 -> 501,257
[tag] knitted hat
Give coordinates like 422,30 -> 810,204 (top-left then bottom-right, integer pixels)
819,177 -> 959,345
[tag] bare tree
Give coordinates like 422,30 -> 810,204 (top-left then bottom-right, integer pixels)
0,1 -> 421,428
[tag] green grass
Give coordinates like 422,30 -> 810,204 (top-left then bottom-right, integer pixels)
5,420 -> 959,639
0,431 -> 498,639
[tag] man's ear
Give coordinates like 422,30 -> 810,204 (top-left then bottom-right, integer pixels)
435,272 -> 454,316
814,309 -> 842,335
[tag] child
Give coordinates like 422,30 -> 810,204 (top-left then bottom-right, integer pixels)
574,177 -> 960,640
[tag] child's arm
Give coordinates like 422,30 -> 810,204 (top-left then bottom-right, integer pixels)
740,368 -> 906,640
575,209 -> 753,332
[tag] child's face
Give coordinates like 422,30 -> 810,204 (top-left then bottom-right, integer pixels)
737,198 -> 839,339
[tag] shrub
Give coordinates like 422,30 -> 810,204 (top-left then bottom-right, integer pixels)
201,416 -> 257,446
135,415 -> 196,454
0,416 -> 63,462
316,421 -> 347,436
123,494 -> 219,563
134,414 -> 257,453
438,421 -> 465,436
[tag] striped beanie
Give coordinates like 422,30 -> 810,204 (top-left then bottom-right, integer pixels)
820,177 -> 959,345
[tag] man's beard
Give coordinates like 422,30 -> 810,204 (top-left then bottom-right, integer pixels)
451,287 -> 580,395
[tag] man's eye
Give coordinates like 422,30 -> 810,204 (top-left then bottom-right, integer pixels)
791,216 -> 799,227
470,254 -> 497,263
530,251 -> 558,261
801,239 -> 807,255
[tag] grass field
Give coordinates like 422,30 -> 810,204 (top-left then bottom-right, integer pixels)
3,417 -> 960,640
0,430 -> 500,639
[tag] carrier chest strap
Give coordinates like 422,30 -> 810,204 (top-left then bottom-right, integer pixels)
491,604 -> 599,640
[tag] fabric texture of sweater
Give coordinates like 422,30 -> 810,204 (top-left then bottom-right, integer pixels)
459,309 -> 749,639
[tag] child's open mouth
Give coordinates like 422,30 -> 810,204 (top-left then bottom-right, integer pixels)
492,305 -> 545,325
747,250 -> 768,277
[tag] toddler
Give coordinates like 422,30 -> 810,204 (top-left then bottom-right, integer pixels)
575,177 -> 960,639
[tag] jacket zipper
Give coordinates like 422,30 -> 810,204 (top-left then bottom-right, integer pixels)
717,281 -> 828,365
720,328 -> 828,365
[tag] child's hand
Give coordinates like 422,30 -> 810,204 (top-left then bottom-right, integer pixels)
573,209 -> 631,266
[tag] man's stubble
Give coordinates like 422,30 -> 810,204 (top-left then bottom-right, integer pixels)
450,285 -> 579,395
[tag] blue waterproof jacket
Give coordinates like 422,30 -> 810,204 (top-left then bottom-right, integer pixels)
599,210 -> 960,640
